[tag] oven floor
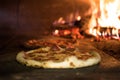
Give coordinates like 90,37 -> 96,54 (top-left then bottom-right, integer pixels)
0,35 -> 120,80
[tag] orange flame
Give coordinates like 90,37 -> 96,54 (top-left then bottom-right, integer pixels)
53,30 -> 59,36
98,0 -> 120,28
88,0 -> 120,39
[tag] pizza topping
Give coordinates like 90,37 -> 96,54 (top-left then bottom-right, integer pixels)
21,39 -> 96,62
23,46 -> 94,62
23,39 -> 77,49
59,45 -> 66,48
70,62 -> 75,67
66,48 -> 75,52
50,44 -> 61,51
26,47 -> 50,54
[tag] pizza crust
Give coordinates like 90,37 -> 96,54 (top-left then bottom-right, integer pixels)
16,51 -> 101,68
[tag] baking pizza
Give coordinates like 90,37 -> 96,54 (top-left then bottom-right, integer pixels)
22,39 -> 77,49
16,39 -> 101,68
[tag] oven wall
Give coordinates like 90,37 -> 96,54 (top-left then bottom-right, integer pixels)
0,0 -> 18,37
0,0 -> 91,37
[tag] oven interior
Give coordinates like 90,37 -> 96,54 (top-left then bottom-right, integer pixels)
0,0 -> 120,80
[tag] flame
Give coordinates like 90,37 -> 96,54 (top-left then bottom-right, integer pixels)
53,30 -> 59,36
76,16 -> 81,21
53,17 -> 65,25
88,0 -> 120,39
53,12 -> 81,26
52,12 -> 82,39
98,0 -> 120,28
63,30 -> 71,35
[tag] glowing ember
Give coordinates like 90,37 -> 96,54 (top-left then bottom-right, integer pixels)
53,29 -> 59,36
76,16 -> 81,21
63,30 -> 71,35
53,17 -> 66,25
53,27 -> 83,39
52,12 -> 83,39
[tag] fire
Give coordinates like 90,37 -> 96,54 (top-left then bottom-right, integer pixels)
88,0 -> 120,39
53,29 -> 59,36
53,17 -> 65,25
76,16 -> 81,21
98,0 -> 120,28
52,0 -> 120,40
52,12 -> 83,39
53,27 -> 83,39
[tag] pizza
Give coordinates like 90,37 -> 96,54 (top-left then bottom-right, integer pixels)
16,39 -> 101,68
22,39 -> 76,49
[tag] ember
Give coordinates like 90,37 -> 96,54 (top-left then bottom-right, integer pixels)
51,12 -> 83,39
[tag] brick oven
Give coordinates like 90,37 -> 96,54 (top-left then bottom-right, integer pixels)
0,0 -> 120,80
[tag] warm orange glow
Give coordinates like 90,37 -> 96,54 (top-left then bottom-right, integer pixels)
88,0 -> 120,39
58,17 -> 66,24
89,28 -> 101,36
71,27 -> 83,39
53,17 -> 65,25
53,30 -> 59,36
63,30 -> 71,35
76,16 -> 81,21
98,0 -> 120,28
52,27 -> 83,39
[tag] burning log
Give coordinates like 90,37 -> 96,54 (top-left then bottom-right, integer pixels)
87,0 -> 120,41
52,26 -> 83,39
51,15 -> 91,39
74,15 -> 91,28
89,26 -> 120,41
70,27 -> 84,39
